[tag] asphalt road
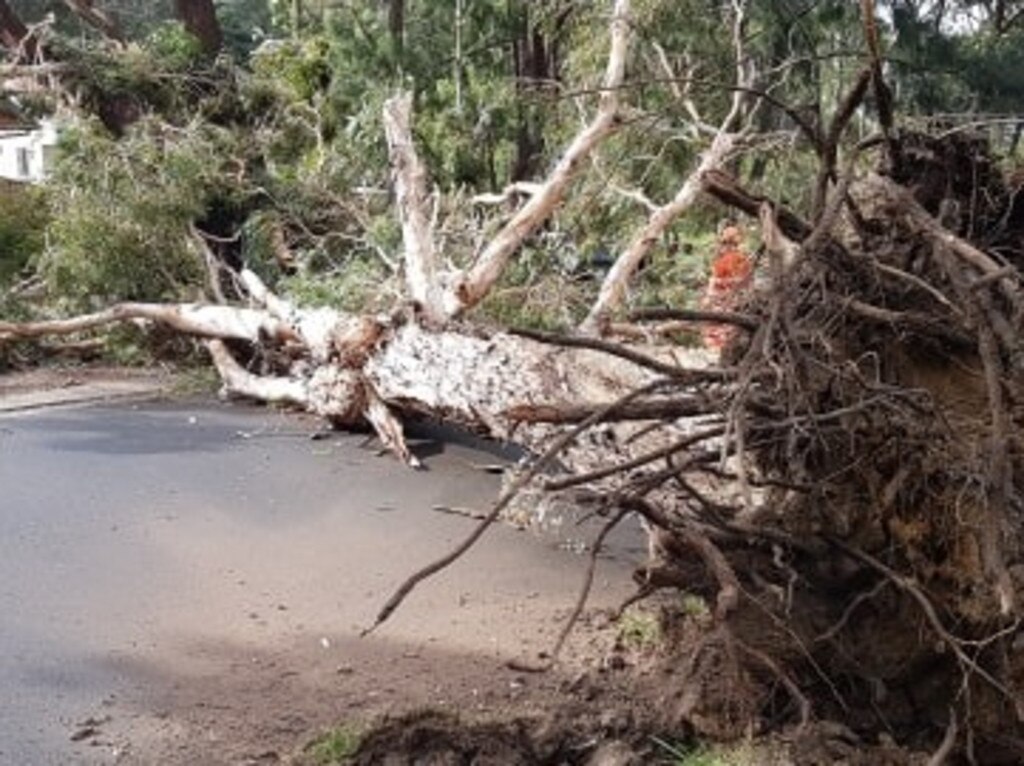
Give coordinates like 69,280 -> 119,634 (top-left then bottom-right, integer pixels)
0,400 -> 641,765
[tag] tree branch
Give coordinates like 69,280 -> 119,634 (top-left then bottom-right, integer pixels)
383,92 -> 447,323
453,0 -> 632,313
0,303 -> 297,344
579,0 -> 751,333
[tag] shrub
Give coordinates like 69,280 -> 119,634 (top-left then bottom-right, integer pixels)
0,183 -> 49,287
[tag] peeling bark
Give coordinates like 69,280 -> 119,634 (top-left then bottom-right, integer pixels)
365,322 -> 657,440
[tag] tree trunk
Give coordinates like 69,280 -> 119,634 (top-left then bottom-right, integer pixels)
0,276 -> 675,467
386,0 -> 404,56
174,0 -> 222,55
509,1 -> 569,180
383,93 -> 448,324
291,0 -> 302,40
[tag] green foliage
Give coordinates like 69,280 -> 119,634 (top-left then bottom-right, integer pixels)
101,325 -> 153,367
39,119 -> 233,305
617,608 -> 662,650
679,593 -> 711,619
217,0 -> 277,56
304,725 -> 361,765
889,1 -> 1024,114
9,0 -> 176,39
251,36 -> 333,104
145,21 -> 206,70
280,258 -> 397,314
0,184 -> 49,287
172,362 -> 224,396
652,737 -> 758,766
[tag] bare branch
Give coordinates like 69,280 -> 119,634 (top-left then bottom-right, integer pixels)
580,130 -> 741,333
383,92 -> 447,323
629,307 -> 758,330
704,169 -> 813,241
206,339 -> 308,404
0,303 -> 297,344
925,711 -> 958,766
0,0 -> 38,62
0,63 -> 66,78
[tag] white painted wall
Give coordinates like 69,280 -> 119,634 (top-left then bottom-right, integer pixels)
0,120 -> 58,183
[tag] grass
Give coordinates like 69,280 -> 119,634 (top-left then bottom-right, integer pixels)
617,608 -> 662,650
304,725 -> 362,765
652,737 -> 759,766
169,363 -> 222,397
679,593 -> 711,619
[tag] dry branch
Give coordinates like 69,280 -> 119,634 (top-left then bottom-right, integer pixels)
504,396 -> 712,424
206,339 -> 308,405
0,303 -> 296,344
703,169 -> 812,241
383,92 -> 447,324
629,307 -> 758,331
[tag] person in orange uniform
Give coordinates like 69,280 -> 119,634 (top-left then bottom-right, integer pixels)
701,224 -> 753,352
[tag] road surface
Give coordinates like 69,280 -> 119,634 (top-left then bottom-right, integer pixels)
0,399 -> 641,764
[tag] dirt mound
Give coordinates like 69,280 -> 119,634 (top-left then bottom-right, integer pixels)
350,712 -> 539,766
343,706 -> 936,766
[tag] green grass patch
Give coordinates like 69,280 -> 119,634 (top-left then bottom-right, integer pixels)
169,364 -> 222,397
617,608 -> 662,650
304,724 -> 362,765
652,737 -> 759,766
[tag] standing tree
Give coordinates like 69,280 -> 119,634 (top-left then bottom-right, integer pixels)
174,0 -> 221,54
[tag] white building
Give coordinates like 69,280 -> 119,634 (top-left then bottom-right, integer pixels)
0,117 -> 58,183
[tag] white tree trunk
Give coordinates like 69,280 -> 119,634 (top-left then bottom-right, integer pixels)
365,323 -> 657,439
1,298 -> 682,468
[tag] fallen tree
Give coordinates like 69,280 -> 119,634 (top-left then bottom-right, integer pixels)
3,1 -> 1024,762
